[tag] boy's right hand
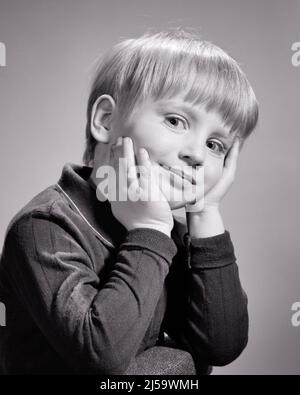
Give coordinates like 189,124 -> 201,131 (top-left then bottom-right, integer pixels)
108,136 -> 174,237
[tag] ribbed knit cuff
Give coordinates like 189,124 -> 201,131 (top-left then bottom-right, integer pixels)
122,228 -> 178,266
184,230 -> 236,269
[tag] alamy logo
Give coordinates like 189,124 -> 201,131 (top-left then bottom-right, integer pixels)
95,160 -> 205,212
291,42 -> 300,67
0,42 -> 6,67
291,302 -> 300,327
0,302 -> 6,326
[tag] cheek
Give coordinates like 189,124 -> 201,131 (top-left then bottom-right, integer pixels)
204,159 -> 224,193
121,121 -> 160,153
129,124 -> 173,159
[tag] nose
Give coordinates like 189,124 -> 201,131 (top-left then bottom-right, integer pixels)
178,144 -> 205,168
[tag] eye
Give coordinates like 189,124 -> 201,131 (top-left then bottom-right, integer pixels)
165,115 -> 187,131
206,139 -> 227,155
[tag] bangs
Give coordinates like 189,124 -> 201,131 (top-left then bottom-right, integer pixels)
118,38 -> 258,139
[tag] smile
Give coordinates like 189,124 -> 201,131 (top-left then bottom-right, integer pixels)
159,164 -> 196,185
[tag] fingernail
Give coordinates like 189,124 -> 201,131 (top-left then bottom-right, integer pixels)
141,148 -> 148,157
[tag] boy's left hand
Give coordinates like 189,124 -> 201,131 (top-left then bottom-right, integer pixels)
185,138 -> 241,238
196,138 -> 241,212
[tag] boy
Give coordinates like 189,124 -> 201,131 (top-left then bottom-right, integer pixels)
0,30 -> 258,374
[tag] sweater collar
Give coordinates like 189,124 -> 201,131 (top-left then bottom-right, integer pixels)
57,163 -> 127,249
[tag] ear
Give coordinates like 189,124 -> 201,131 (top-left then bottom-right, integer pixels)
90,94 -> 116,143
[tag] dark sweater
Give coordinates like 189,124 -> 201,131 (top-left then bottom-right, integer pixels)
0,163 -> 248,374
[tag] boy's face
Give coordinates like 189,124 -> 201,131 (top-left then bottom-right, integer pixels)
110,94 -> 236,210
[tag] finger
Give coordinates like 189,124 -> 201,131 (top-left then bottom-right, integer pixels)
222,139 -> 240,181
136,148 -> 151,190
110,143 -> 122,170
110,137 -> 122,156
109,143 -> 116,168
224,138 -> 240,170
137,147 -> 151,169
112,138 -> 139,199
123,137 -> 136,169
107,145 -> 120,201
124,139 -> 139,185
111,136 -> 124,154
127,164 -> 139,186
204,139 -> 240,200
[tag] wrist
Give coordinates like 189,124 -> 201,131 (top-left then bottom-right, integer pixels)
128,223 -> 172,238
186,207 -> 225,238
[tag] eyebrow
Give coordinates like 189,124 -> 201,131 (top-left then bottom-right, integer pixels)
157,100 -> 232,138
157,100 -> 199,120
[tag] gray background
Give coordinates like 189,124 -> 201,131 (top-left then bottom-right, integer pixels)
0,0 -> 299,374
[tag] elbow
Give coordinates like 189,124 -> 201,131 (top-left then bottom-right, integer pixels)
68,340 -> 133,375
70,316 -> 135,374
207,303 -> 249,367
194,314 -> 249,367
94,358 -> 130,376
206,333 -> 248,367
82,348 -> 133,375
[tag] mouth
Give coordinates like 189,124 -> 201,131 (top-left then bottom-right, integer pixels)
158,163 -> 196,185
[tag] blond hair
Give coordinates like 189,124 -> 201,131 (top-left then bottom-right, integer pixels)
83,29 -> 259,165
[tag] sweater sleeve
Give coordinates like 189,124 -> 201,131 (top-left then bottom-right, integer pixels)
162,230 -> 249,367
4,211 -> 177,374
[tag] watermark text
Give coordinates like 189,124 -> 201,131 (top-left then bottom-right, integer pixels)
0,42 -> 6,67
291,302 -> 300,327
95,160 -> 205,212
291,42 -> 300,67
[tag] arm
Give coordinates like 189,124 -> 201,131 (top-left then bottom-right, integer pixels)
163,227 -> 248,367
5,210 -> 177,374
162,139 -> 248,367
